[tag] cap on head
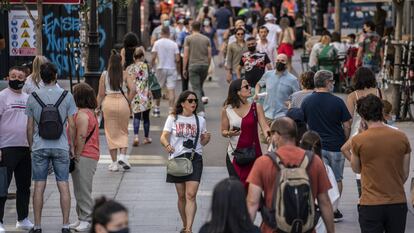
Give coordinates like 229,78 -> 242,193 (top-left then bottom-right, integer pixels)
264,13 -> 276,22
314,70 -> 334,88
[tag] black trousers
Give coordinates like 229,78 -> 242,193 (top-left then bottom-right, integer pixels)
0,147 -> 31,223
358,203 -> 407,233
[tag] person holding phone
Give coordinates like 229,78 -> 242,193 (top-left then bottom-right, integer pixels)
221,79 -> 270,187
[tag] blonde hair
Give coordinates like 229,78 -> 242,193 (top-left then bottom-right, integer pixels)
31,56 -> 48,88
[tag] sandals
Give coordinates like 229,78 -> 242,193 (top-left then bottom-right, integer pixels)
143,137 -> 152,144
180,229 -> 192,233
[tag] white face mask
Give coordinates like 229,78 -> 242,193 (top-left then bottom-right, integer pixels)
203,20 -> 210,26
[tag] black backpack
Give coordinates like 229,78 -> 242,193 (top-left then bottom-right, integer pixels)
32,90 -> 68,140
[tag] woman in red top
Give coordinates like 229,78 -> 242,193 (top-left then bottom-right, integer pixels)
69,83 -> 100,231
221,79 -> 270,187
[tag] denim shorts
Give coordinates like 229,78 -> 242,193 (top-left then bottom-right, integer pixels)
321,150 -> 345,182
31,149 -> 70,182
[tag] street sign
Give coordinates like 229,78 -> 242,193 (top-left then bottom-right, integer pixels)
8,0 -> 81,4
8,10 -> 37,56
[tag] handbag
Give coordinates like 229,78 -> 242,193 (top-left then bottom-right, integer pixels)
69,123 -> 96,173
167,114 -> 200,177
0,166 -> 8,197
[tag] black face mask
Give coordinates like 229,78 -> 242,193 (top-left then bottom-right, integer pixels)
9,79 -> 25,90
108,227 -> 129,233
247,46 -> 256,52
276,62 -> 286,72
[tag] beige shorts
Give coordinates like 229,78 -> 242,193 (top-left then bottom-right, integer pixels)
156,68 -> 177,89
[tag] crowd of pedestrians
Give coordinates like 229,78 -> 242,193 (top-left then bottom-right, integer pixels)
0,1 -> 413,233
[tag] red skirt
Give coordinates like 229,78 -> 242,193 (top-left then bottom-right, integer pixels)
277,43 -> 294,58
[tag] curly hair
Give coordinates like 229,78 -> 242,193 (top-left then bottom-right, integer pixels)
356,94 -> 383,122
300,71 -> 315,89
353,67 -> 377,90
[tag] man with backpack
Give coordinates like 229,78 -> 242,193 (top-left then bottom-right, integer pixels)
246,117 -> 335,233
26,62 -> 77,233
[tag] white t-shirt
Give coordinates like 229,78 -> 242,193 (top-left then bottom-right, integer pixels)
152,38 -> 179,70
264,23 -> 282,46
0,88 -> 29,148
163,114 -> 207,159
23,74 -> 62,94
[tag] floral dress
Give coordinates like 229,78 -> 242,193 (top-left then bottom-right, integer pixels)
127,62 -> 152,113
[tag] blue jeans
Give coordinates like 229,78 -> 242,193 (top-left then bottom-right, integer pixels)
31,149 -> 70,182
321,150 -> 345,182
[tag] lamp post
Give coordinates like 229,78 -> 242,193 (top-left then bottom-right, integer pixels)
84,0 -> 100,94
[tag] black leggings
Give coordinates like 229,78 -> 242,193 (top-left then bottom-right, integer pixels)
0,147 -> 31,223
133,109 -> 150,137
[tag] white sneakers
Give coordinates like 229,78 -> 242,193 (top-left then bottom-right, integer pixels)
16,218 -> 34,230
108,162 -> 119,172
108,155 -> 131,172
0,223 -> 5,232
69,220 -> 90,232
118,154 -> 131,170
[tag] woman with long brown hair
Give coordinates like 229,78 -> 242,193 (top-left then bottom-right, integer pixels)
97,50 -> 134,172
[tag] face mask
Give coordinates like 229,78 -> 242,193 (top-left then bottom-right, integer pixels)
108,227 -> 129,233
247,46 -> 256,52
9,79 -> 25,90
163,20 -> 170,27
203,20 -> 210,26
276,62 -> 286,72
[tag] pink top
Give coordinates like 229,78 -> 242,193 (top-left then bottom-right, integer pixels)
0,88 -> 29,148
75,109 -> 100,161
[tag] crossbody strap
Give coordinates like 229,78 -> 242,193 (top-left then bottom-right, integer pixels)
190,114 -> 200,160
119,87 -> 129,104
85,124 -> 96,144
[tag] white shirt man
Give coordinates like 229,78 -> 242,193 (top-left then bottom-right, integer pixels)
263,13 -> 282,46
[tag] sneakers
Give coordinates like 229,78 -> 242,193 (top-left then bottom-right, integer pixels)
202,96 -> 209,105
334,209 -> 343,222
108,162 -> 119,172
16,218 -> 34,230
74,221 -> 90,232
69,220 -> 80,229
62,228 -> 71,233
0,223 -> 5,232
28,228 -> 42,233
152,108 -> 160,118
118,155 -> 131,170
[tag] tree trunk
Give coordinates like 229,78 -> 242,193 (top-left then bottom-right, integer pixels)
305,0 -> 312,35
391,0 -> 404,117
334,0 -> 341,33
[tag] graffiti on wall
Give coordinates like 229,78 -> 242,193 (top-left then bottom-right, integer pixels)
43,1 -> 112,77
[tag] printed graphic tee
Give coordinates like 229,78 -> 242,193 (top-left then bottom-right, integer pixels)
240,51 -> 270,87
163,114 -> 207,159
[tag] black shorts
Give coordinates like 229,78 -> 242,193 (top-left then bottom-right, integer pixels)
151,89 -> 162,99
166,153 -> 203,183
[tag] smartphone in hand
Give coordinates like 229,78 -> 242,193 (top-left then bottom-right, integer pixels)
232,126 -> 241,131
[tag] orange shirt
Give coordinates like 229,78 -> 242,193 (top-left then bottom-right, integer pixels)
352,126 -> 411,205
247,145 -> 331,233
74,109 -> 100,161
160,2 -> 172,15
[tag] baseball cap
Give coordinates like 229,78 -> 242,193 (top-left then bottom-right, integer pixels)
264,13 -> 276,21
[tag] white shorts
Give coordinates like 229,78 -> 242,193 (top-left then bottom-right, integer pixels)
156,68 -> 177,89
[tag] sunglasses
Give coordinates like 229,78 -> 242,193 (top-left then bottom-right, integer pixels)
240,84 -> 250,90
186,98 -> 198,104
236,33 -> 245,36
